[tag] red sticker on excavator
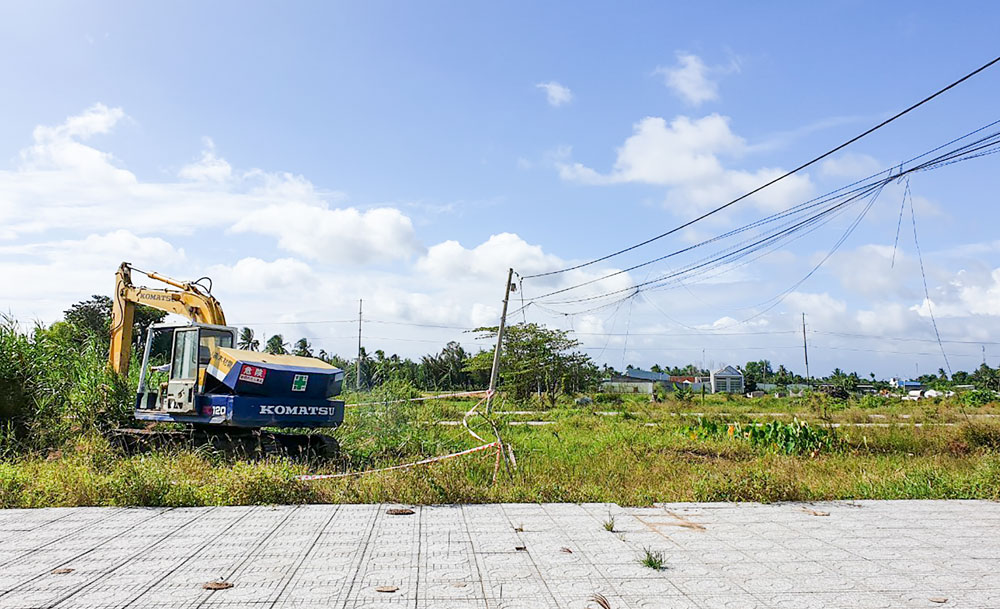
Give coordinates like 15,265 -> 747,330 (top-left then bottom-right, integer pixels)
238,364 -> 266,385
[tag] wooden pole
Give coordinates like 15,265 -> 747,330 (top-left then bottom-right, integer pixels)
487,268 -> 514,415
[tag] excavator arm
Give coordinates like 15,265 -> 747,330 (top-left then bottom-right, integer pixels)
109,262 -> 227,375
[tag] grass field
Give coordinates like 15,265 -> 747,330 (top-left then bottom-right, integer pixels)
2,391 -> 1000,508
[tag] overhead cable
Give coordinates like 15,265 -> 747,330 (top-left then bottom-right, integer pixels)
524,55 -> 1000,280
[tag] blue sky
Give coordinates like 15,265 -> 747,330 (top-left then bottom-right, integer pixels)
3,1 -> 1000,378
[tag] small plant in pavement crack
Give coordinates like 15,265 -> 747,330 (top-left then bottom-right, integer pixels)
602,513 -> 615,532
640,548 -> 665,570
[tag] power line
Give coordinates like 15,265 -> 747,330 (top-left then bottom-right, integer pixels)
526,122 -> 1000,315
569,329 -> 797,337
815,344 -> 982,359
524,55 -> 1000,280
812,330 -> 1000,346
229,318 -> 476,330
907,179 -> 952,375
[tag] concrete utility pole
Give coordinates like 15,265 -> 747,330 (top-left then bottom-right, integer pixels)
802,313 -> 811,383
487,268 -> 514,415
356,298 -> 363,391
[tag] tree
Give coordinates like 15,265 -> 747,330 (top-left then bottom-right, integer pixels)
421,341 -> 474,390
466,323 -> 600,406
972,364 -> 1000,391
293,338 -> 313,358
238,328 -> 259,351
265,335 -> 288,355
742,360 -> 774,391
64,294 -> 167,350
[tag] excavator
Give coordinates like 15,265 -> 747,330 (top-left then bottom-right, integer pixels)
109,262 -> 343,457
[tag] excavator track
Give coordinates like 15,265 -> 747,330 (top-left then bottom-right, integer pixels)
110,427 -> 340,461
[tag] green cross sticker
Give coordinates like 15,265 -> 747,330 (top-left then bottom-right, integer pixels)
291,374 -> 308,392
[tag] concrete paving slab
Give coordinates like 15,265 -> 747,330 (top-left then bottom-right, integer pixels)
0,501 -> 998,608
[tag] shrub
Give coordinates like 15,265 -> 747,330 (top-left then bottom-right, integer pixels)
858,394 -> 892,409
594,393 -> 623,405
961,422 -> 1000,451
962,390 -> 996,407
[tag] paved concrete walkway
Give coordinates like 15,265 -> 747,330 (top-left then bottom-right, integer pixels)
0,501 -> 997,608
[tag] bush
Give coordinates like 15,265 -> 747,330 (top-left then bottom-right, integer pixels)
961,422 -> 1000,451
858,394 -> 892,409
962,390 -> 996,407
594,393 -> 624,405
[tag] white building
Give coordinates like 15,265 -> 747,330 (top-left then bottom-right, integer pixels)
710,365 -> 744,394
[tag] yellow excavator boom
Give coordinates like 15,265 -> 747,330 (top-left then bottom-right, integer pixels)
109,262 -> 227,375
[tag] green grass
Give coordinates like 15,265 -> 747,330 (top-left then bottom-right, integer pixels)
640,548 -> 666,570
2,398 -> 1000,507
4,319 -> 1000,508
603,513 -> 615,532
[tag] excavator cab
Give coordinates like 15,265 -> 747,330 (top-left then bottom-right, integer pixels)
136,322 -> 237,413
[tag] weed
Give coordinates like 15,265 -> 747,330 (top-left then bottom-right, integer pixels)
961,422 -> 1000,451
694,467 -> 807,503
640,548 -> 666,570
603,513 -> 615,532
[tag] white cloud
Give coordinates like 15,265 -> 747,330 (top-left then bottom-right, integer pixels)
667,166 -> 813,214
179,137 -> 233,183
559,115 -> 742,186
827,244 -> 919,300
655,53 -> 730,106
0,229 -> 184,268
231,205 -> 423,264
536,81 -> 573,107
7,104 -> 994,376
855,302 -> 914,335
911,268 -> 1000,318
783,292 -> 847,327
698,316 -> 769,331
206,257 -> 314,292
0,230 -> 187,317
417,233 -> 562,280
557,113 -> 814,213
0,105 -> 413,271
820,152 -> 882,179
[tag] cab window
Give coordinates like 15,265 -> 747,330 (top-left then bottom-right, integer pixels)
199,329 -> 234,365
170,329 -> 199,380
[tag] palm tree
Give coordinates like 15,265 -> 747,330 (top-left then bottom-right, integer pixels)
265,334 -> 288,355
238,327 -> 259,351
293,338 -> 313,358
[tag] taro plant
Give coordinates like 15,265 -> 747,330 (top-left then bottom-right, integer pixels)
683,417 -> 837,456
